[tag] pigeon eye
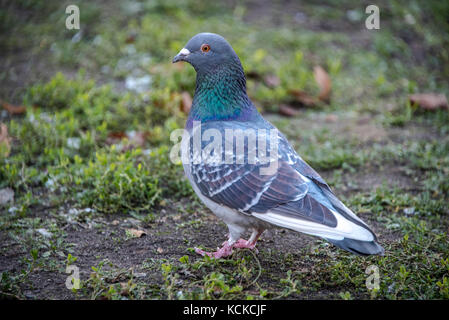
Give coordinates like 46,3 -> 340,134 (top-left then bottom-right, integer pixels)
201,44 -> 210,53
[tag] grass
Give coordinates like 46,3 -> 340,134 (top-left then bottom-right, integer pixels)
0,0 -> 449,300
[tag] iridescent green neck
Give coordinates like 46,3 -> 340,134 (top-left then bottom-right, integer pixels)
189,62 -> 252,121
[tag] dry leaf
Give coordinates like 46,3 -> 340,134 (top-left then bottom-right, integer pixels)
157,247 -> 164,254
126,228 -> 146,238
106,131 -> 147,151
125,32 -> 137,44
105,131 -> 125,146
409,93 -> 448,111
245,70 -> 262,80
111,220 -> 120,226
107,131 -> 127,140
314,66 -> 331,102
180,91 -> 192,114
1,101 -> 26,115
288,89 -> 317,107
125,35 -> 135,44
0,123 -> 11,157
263,74 -> 281,88
278,104 -> 299,117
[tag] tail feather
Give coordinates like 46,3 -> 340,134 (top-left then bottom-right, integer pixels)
320,188 -> 385,255
252,183 -> 385,256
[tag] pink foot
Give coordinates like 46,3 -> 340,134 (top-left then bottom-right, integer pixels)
194,242 -> 234,259
233,239 -> 258,252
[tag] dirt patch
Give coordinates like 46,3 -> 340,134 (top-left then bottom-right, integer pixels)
320,164 -> 419,196
0,185 -> 399,300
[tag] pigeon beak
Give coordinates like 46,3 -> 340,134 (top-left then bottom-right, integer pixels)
172,48 -> 190,63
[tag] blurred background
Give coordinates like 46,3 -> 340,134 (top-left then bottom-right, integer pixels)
0,0 -> 448,300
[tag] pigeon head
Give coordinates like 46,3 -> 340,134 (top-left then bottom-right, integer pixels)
172,33 -> 242,74
173,33 -> 259,123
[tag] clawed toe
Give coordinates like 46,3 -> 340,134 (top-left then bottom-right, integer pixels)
195,236 -> 260,259
194,247 -> 210,257
194,243 -> 234,259
233,238 -> 257,250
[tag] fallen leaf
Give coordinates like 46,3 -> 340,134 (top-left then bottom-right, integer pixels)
278,104 -> 300,117
180,91 -> 192,114
288,89 -> 318,106
105,132 -> 125,146
111,220 -> 120,226
0,123 -> 11,157
107,131 -> 127,140
125,31 -> 137,44
1,101 -> 26,115
245,70 -> 262,80
126,228 -> 146,238
314,66 -> 331,102
125,35 -> 135,43
157,247 -> 164,254
263,74 -> 281,88
409,93 -> 448,111
0,188 -> 14,205
106,131 -> 148,151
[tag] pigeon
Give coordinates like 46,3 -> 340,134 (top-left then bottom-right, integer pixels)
172,33 -> 384,258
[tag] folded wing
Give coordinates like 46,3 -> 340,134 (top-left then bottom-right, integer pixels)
189,121 -> 383,255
